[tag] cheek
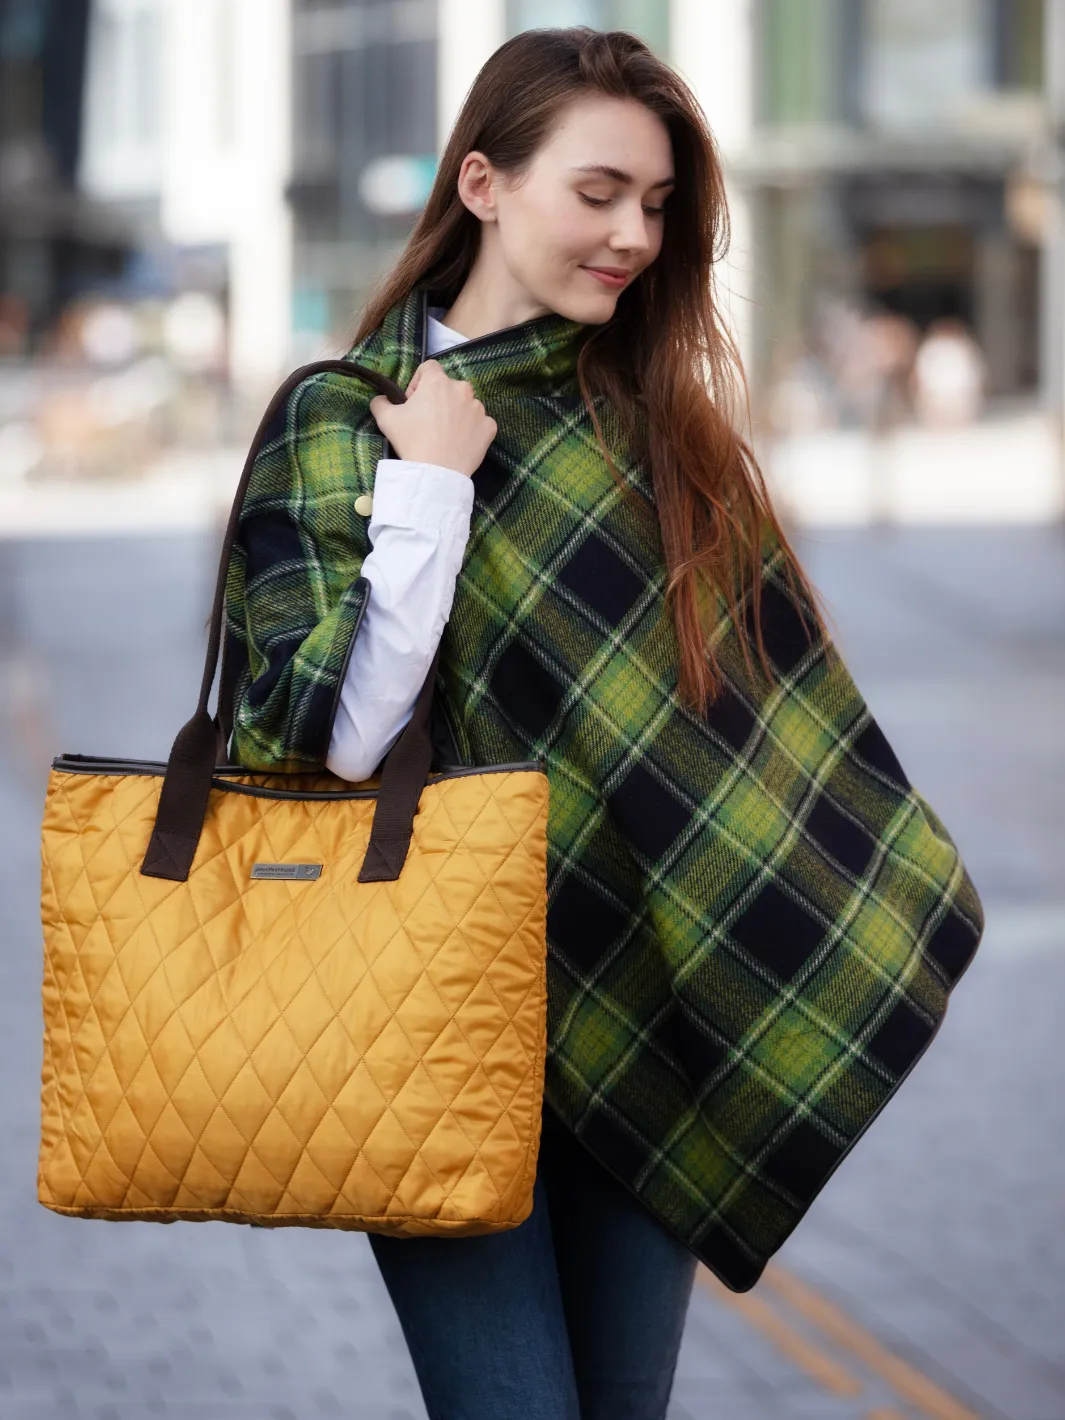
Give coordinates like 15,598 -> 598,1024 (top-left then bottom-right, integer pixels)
506,191 -> 564,261
534,190 -> 598,260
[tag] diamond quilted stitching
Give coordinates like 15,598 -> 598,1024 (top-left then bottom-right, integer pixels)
39,766 -> 549,1233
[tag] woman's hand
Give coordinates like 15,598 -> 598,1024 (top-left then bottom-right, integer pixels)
369,360 -> 497,478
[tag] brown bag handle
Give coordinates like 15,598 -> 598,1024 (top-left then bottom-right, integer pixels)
140,359 -> 441,884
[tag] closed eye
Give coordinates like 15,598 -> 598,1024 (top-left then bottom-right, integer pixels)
579,193 -> 666,215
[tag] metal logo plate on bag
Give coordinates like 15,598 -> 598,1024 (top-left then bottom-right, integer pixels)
251,863 -> 323,880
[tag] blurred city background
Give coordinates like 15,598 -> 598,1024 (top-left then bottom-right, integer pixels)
2,0 -> 1065,520
0,3 -> 1063,1418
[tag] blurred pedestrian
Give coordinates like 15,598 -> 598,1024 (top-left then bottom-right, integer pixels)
816,298 -> 919,432
910,316 -> 988,428
866,309 -> 920,435
764,339 -> 833,436
222,25 -> 982,1420
0,293 -> 30,357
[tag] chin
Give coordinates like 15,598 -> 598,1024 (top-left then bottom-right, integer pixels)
555,287 -> 619,325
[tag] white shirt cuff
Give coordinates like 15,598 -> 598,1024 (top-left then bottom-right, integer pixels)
370,460 -> 475,536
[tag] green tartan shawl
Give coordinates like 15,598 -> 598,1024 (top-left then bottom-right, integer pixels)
224,283 -> 983,1291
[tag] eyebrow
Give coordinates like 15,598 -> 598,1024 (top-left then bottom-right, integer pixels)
569,163 -> 675,190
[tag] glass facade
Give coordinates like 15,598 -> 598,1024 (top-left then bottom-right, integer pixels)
864,0 -> 991,132
289,0 -> 437,347
749,0 -> 1046,405
0,0 -> 120,343
757,0 -> 855,125
757,0 -> 1044,128
506,0 -> 668,57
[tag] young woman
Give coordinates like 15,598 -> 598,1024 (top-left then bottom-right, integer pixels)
224,27 -> 982,1420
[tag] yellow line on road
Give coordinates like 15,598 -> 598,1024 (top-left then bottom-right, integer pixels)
697,1266 -> 863,1397
761,1263 -> 985,1420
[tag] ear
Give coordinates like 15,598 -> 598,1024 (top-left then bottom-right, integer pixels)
456,151 -> 498,223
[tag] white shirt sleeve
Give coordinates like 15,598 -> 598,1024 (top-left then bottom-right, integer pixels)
325,458 -> 474,782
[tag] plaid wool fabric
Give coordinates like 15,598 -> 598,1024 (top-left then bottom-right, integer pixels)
224,284 -> 983,1291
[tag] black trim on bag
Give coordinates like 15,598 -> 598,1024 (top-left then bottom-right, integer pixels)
51,753 -> 545,800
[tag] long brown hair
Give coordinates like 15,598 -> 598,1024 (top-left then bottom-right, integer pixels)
352,26 -> 822,712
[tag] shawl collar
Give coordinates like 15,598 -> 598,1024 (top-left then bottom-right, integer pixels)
349,284 -> 592,401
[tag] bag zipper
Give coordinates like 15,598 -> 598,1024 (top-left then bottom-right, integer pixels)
50,753 -> 546,800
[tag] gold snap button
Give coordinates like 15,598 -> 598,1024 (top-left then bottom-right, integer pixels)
354,494 -> 373,516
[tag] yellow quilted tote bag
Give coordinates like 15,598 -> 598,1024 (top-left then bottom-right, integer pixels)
38,361 -> 549,1238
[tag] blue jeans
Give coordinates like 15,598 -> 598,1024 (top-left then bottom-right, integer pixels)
367,1104 -> 698,1420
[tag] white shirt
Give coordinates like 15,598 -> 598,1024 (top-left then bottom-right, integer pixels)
325,308 -> 475,781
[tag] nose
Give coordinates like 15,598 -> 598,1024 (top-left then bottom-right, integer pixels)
608,199 -> 653,257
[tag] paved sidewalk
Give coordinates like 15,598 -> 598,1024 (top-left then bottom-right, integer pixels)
764,413 -> 1064,526
1,525 -> 1062,1419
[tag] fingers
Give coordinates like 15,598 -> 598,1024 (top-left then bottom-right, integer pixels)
405,364 -> 429,396
410,361 -> 476,396
369,393 -> 397,431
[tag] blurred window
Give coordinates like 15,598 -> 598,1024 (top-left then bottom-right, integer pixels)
758,0 -> 849,125
289,0 -> 437,325
991,0 -> 1043,91
93,12 -> 122,146
0,0 -> 47,64
130,5 -> 160,144
214,0 -> 235,148
81,0 -> 163,198
757,0 -> 1044,130
863,0 -> 991,131
506,1 -> 669,57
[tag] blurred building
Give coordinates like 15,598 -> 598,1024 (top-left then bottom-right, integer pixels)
4,0 -> 1063,425
0,0 -> 128,353
78,0 -> 291,394
288,0 -> 437,358
726,0 -> 1054,412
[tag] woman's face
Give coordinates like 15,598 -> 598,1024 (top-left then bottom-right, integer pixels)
459,93 -> 675,324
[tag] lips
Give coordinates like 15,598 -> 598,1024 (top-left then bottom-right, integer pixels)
582,267 -> 630,289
